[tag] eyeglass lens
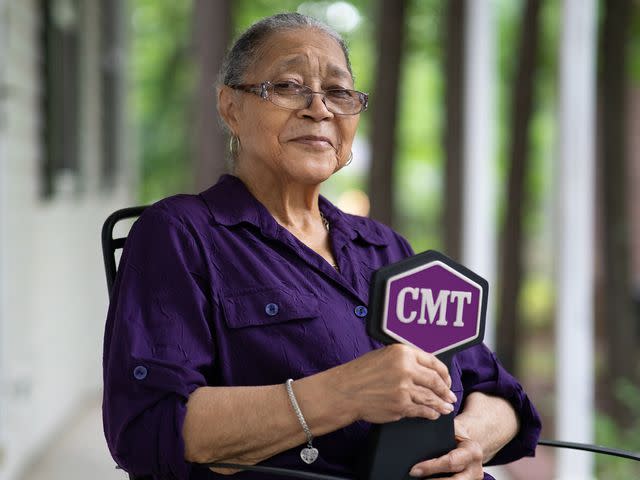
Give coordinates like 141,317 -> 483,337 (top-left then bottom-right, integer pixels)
268,83 -> 365,114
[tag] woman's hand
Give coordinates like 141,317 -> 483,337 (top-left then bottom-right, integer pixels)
408,419 -> 484,479
328,343 -> 457,424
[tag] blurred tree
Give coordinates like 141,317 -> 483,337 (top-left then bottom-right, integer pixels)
191,0 -> 232,191
233,0 -> 301,33
368,0 -> 407,228
101,0 -> 126,190
598,0 -> 638,424
441,0 -> 466,260
132,0 -> 194,202
393,0 -> 444,251
496,0 -> 542,374
630,1 -> 640,354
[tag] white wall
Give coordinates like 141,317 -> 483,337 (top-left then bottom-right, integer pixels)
0,0 -> 9,466
0,1 -> 131,478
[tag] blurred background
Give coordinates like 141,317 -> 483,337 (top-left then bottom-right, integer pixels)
0,0 -> 639,478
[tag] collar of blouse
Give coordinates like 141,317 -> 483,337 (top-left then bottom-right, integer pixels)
200,174 -> 389,248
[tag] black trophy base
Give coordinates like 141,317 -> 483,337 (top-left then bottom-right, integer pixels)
358,414 -> 456,480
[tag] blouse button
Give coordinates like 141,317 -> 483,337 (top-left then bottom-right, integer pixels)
354,305 -> 368,318
133,365 -> 148,380
265,303 -> 279,316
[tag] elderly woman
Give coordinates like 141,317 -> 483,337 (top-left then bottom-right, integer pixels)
103,12 -> 540,480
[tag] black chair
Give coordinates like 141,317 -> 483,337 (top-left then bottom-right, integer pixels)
102,205 -> 149,296
102,205 -> 151,480
101,206 -> 640,479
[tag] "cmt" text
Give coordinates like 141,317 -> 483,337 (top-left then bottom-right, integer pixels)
396,287 -> 472,327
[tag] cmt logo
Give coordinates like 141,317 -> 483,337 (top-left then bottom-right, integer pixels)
396,288 -> 472,327
367,252 -> 488,356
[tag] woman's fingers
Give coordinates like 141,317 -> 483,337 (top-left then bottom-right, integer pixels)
409,438 -> 484,479
336,344 -> 457,423
384,344 -> 454,400
411,364 -> 457,404
413,349 -> 452,389
410,385 -> 455,417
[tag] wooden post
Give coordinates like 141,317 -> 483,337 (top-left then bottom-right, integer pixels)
629,87 -> 640,304
442,0 -> 466,261
497,0 -> 542,374
192,0 -> 231,192
598,0 -> 636,423
368,0 -> 406,228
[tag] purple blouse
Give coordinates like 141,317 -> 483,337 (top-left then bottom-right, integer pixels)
103,174 -> 541,479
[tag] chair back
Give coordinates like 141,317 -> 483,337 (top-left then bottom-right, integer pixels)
101,205 -> 148,294
101,205 -> 150,480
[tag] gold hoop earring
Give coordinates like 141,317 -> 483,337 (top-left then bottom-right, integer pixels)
229,135 -> 241,157
345,151 -> 353,166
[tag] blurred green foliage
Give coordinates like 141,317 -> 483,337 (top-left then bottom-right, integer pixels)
130,0 -> 194,202
595,379 -> 640,476
629,0 -> 640,83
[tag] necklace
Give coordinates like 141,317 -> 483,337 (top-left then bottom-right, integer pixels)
319,212 -> 330,231
319,212 -> 339,271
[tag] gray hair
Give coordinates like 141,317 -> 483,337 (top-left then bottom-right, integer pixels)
219,12 -> 353,87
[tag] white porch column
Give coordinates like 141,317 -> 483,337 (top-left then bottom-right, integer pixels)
462,0 -> 497,348
554,0 -> 598,478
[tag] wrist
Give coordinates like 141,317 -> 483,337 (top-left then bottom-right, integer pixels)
454,413 -> 492,462
293,368 -> 358,437
453,416 -> 473,441
325,363 -> 362,424
329,365 -> 362,425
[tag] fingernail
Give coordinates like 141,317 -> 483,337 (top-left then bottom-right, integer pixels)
409,467 -> 423,477
448,391 -> 457,403
444,403 -> 454,412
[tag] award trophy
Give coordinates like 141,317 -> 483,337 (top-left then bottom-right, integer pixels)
360,250 -> 488,480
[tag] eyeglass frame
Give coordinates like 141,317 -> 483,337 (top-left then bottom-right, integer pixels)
226,81 -> 369,115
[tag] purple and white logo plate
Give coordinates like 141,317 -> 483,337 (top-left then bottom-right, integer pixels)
367,251 -> 487,357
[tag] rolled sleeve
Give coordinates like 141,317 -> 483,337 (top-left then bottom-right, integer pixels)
102,208 -> 215,478
455,344 -> 542,465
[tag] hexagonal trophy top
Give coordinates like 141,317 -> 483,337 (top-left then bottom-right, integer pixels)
367,250 -> 488,358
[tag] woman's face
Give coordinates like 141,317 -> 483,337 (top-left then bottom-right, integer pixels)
220,28 -> 360,185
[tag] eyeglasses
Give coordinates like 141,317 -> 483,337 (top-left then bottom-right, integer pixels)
228,81 -> 368,115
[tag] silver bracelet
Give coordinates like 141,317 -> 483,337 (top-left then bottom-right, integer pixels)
285,378 -> 319,464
